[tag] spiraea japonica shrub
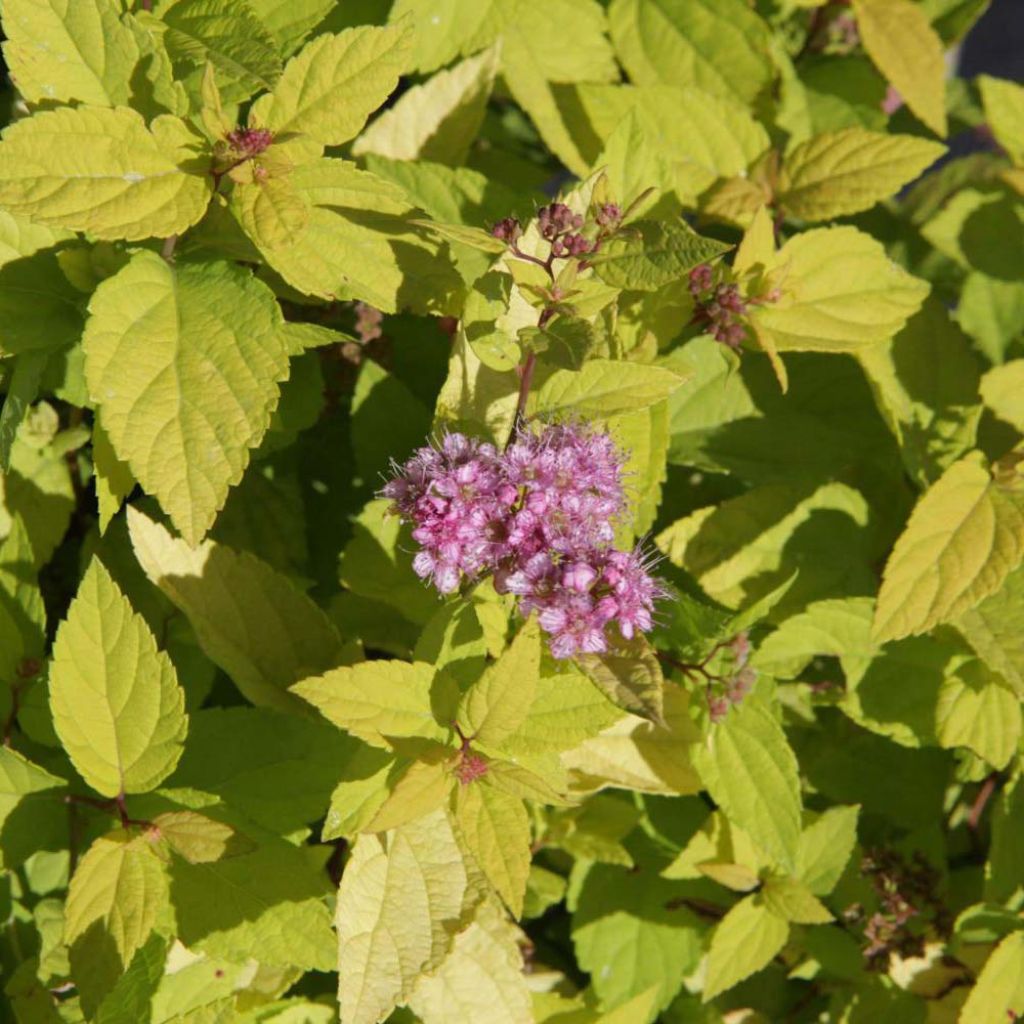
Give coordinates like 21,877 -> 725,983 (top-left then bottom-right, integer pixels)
0,0 -> 1023,1022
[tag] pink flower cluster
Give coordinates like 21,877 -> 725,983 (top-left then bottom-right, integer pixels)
381,423 -> 665,659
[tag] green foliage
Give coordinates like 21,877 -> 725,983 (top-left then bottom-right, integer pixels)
0,1 -> 1020,1022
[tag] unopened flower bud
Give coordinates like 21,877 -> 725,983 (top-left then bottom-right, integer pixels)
491,217 -> 522,244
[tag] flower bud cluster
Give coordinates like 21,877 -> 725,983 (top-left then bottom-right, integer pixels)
706,632 -> 757,722
381,422 -> 665,659
688,264 -> 749,351
225,126 -> 274,159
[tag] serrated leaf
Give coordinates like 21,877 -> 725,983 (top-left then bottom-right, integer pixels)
409,899 -> 532,1024
857,295 -> 981,485
979,75 -> 1024,166
455,784 -> 530,918
0,106 -> 212,241
50,558 -> 187,797
935,660 -> 1021,769
778,129 -> 945,221
156,0 -> 283,103
0,353 -> 48,472
93,420 -> 135,533
250,23 -> 412,147
752,226 -> 929,353
152,810 -> 251,864
229,175 -> 310,250
0,211 -> 72,269
128,508 -> 346,713
365,751 -> 453,833
703,894 -> 789,1001
1,0 -> 141,106
534,360 -> 685,420
457,618 -> 540,748
980,360 -> 1024,433
851,0 -> 947,137
0,747 -> 65,838
608,0 -> 773,107
353,46 -> 497,166
0,250 -> 84,357
254,159 -> 462,314
958,272 -> 1024,366
293,661 -> 453,746
760,876 -> 832,924
959,930 -> 1024,1023
170,836 -> 335,969
795,805 -> 860,896
562,685 -> 701,796
577,637 -> 665,725
93,933 -> 168,1024
336,808 -> 482,1024
65,830 -> 169,1014
85,252 -> 290,544
246,0 -> 336,56
956,562 -> 1024,694
692,700 -> 802,872
873,453 -> 1024,643
572,861 -> 703,1014
590,220 -> 730,292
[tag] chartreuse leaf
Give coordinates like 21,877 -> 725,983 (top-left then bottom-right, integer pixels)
857,295 -> 982,485
959,931 -> 1024,1023
336,808 -> 482,1024
49,558 -> 187,798
752,226 -> 929,353
229,174 -> 310,251
851,0 -> 947,137
254,159 -> 462,314
409,899 -> 531,1024
454,783 -> 531,918
935,658 -> 1021,769
578,637 -> 665,725
0,250 -> 85,357
795,806 -> 860,896
873,453 -> 1024,643
250,23 -> 412,147
0,747 -> 64,839
703,894 -> 789,1001
692,700 -> 802,872
85,252 -> 290,544
93,421 -> 135,533
572,861 -> 703,1014
0,0 -> 140,106
93,933 -> 168,1024
364,747 -> 454,833
0,210 -> 72,268
981,361 -> 1024,433
354,46 -> 498,165
958,273 -> 1024,366
457,618 -> 540,748
591,221 -> 730,292
760,876 -> 832,924
293,661 -> 453,746
778,129 -> 945,222
168,836 -> 335,969
64,829 -> 169,1015
534,360 -> 686,420
0,106 -> 212,240
0,353 -> 47,472
608,0 -> 773,106
128,508 -> 346,713
152,0 -> 283,103
956,562 -> 1024,694
246,0 -> 336,55
979,76 -> 1024,166
562,685 -> 700,795
151,810 -> 251,864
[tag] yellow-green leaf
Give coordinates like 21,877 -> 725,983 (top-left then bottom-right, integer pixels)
703,894 -> 789,1001
1,0 -> 140,106
457,618 -> 540,748
760,876 -> 832,924
92,420 -> 135,533
229,175 -> 310,250
980,360 -> 1024,433
778,128 -> 945,221
979,75 -> 1024,166
935,660 -> 1022,769
752,226 -> 929,353
851,0 -> 947,137
293,661 -> 453,746
128,507 -> 346,713
250,23 -> 412,147
49,558 -> 187,797
336,808 -> 482,1024
455,784 -> 530,918
0,210 -> 72,269
534,359 -> 686,420
64,830 -> 169,1012
84,251 -> 290,544
873,453 -> 1024,642
577,636 -> 666,725
353,46 -> 498,166
959,930 -> 1024,1024
152,810 -> 251,864
0,106 -> 212,241
408,900 -> 531,1024
608,0 -> 773,107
